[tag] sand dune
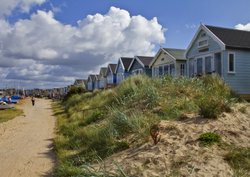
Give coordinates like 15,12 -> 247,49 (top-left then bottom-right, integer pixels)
96,103 -> 250,177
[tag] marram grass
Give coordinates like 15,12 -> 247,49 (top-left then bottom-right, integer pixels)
53,74 -> 237,176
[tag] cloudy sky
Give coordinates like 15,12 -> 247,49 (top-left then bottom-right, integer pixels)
0,0 -> 250,89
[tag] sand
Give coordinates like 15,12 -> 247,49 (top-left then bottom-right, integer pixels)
94,103 -> 250,177
0,98 -> 56,177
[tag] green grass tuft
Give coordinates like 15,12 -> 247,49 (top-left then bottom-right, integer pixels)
198,132 -> 221,146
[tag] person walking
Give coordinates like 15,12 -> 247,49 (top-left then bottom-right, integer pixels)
31,97 -> 35,106
7,96 -> 11,104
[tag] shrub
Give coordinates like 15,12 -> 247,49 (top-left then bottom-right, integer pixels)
111,110 -> 132,137
200,75 -> 232,98
224,147 -> 250,176
64,86 -> 85,101
140,83 -> 159,108
53,162 -> 82,177
113,75 -> 159,109
198,132 -> 220,146
110,109 -> 155,139
197,96 -> 224,119
113,141 -> 130,152
80,110 -> 104,126
59,122 -> 79,137
88,89 -> 116,108
70,125 -> 115,161
196,75 -> 233,119
162,106 -> 182,120
80,125 -> 129,160
160,97 -> 198,120
63,94 -> 83,111
54,135 -> 69,152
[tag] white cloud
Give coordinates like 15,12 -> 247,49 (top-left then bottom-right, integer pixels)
0,6 -> 165,88
235,23 -> 250,31
37,48 -> 59,59
49,2 -> 63,14
0,0 -> 46,16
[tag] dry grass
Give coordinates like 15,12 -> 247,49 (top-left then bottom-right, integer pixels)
225,147 -> 250,177
18,97 -> 29,105
0,108 -> 23,123
0,98 -> 26,123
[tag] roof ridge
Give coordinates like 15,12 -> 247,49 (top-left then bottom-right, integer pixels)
121,57 -> 133,59
136,55 -> 154,58
163,48 -> 186,51
205,24 -> 250,33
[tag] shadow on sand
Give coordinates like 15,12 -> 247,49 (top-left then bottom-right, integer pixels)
177,115 -> 215,125
38,138 -> 57,177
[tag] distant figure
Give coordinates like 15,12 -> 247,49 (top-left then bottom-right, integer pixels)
7,97 -> 11,104
31,97 -> 35,106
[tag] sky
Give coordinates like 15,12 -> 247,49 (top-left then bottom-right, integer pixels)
0,0 -> 250,89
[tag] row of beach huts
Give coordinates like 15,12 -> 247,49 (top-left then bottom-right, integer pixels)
44,24 -> 250,99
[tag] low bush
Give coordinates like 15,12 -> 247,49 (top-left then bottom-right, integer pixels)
114,75 -> 159,109
224,147 -> 250,176
111,110 -> 132,137
110,109 -> 155,139
63,86 -> 85,101
198,132 -> 221,146
113,141 -> 130,152
197,96 -> 224,119
80,110 -> 104,126
53,162 -> 82,177
196,75 -> 233,118
59,122 -> 79,137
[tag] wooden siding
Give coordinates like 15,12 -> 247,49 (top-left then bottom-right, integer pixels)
106,68 -> 116,85
186,30 -> 222,58
153,51 -> 174,66
116,60 -> 124,84
152,50 -> 186,77
187,29 -> 223,77
176,61 -> 187,77
188,58 -> 195,77
116,60 -> 131,84
222,50 -> 250,94
106,68 -> 112,84
94,80 -> 99,90
99,79 -> 105,89
130,59 -> 152,76
130,59 -> 143,71
187,28 -> 250,95
87,81 -> 94,91
107,75 -> 113,84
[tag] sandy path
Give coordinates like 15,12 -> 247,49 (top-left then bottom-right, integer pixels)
0,98 -> 56,177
